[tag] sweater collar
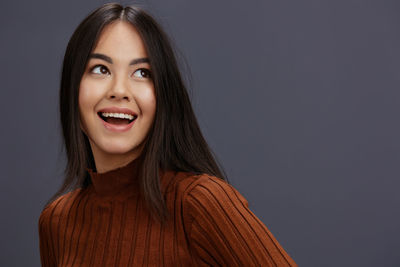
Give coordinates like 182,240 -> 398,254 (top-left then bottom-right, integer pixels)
86,154 -> 143,198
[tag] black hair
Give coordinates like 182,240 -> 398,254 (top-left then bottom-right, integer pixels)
50,2 -> 227,223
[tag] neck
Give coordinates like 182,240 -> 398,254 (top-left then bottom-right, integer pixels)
86,154 -> 144,198
91,147 -> 144,174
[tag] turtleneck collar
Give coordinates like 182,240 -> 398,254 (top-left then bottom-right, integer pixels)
86,154 -> 144,199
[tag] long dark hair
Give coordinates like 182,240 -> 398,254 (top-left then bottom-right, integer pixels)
49,3 -> 227,223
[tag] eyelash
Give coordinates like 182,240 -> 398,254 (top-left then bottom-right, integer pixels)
89,64 -> 152,79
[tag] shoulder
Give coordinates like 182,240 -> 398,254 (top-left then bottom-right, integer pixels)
164,170 -> 242,197
164,171 -> 249,219
182,174 -> 249,217
38,188 -> 85,227
165,172 -> 298,267
184,174 -> 249,208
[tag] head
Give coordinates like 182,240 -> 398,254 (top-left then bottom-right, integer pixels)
79,20 -> 156,173
56,3 -> 226,222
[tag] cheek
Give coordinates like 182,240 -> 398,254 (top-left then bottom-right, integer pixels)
78,84 -> 89,132
140,89 -> 156,119
78,79 -> 90,112
78,79 -> 102,132
78,79 -> 104,112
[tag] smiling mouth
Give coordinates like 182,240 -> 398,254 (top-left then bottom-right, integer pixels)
97,112 -> 137,125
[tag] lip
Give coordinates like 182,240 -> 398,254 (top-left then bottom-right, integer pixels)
97,106 -> 137,132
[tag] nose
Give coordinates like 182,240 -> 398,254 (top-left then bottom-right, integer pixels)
106,74 -> 131,101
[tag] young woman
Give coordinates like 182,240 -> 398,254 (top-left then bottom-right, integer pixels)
38,3 -> 297,266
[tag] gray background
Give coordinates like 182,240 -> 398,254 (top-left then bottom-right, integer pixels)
1,0 -> 399,266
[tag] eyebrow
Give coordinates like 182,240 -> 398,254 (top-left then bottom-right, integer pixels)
88,53 -> 150,65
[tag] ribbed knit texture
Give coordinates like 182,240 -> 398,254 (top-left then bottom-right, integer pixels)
38,157 -> 297,266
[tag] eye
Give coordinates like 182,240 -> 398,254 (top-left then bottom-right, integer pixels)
90,65 -> 110,75
133,68 -> 152,79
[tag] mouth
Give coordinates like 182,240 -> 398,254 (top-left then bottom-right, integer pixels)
97,112 -> 138,125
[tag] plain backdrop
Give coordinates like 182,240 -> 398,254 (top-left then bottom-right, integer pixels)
1,0 -> 399,266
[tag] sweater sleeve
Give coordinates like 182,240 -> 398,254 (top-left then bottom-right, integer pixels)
38,205 -> 57,267
184,175 -> 297,267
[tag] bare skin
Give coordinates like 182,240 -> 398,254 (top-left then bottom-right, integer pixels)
79,21 -> 156,173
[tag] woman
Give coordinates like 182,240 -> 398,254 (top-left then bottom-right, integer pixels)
38,3 -> 297,266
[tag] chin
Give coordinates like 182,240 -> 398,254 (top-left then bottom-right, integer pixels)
100,140 -> 143,155
103,145 -> 137,154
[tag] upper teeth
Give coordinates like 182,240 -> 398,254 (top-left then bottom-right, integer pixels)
101,112 -> 135,120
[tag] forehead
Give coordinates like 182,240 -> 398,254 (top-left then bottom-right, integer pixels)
92,20 -> 147,58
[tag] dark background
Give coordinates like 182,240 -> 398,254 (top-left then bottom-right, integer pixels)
1,0 -> 399,266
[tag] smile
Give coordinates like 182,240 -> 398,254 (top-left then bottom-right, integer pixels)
97,112 -> 137,132
99,112 -> 137,123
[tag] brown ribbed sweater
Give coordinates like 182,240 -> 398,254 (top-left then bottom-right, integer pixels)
38,157 -> 297,266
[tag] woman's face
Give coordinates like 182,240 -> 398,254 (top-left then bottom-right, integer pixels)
79,20 -> 156,171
